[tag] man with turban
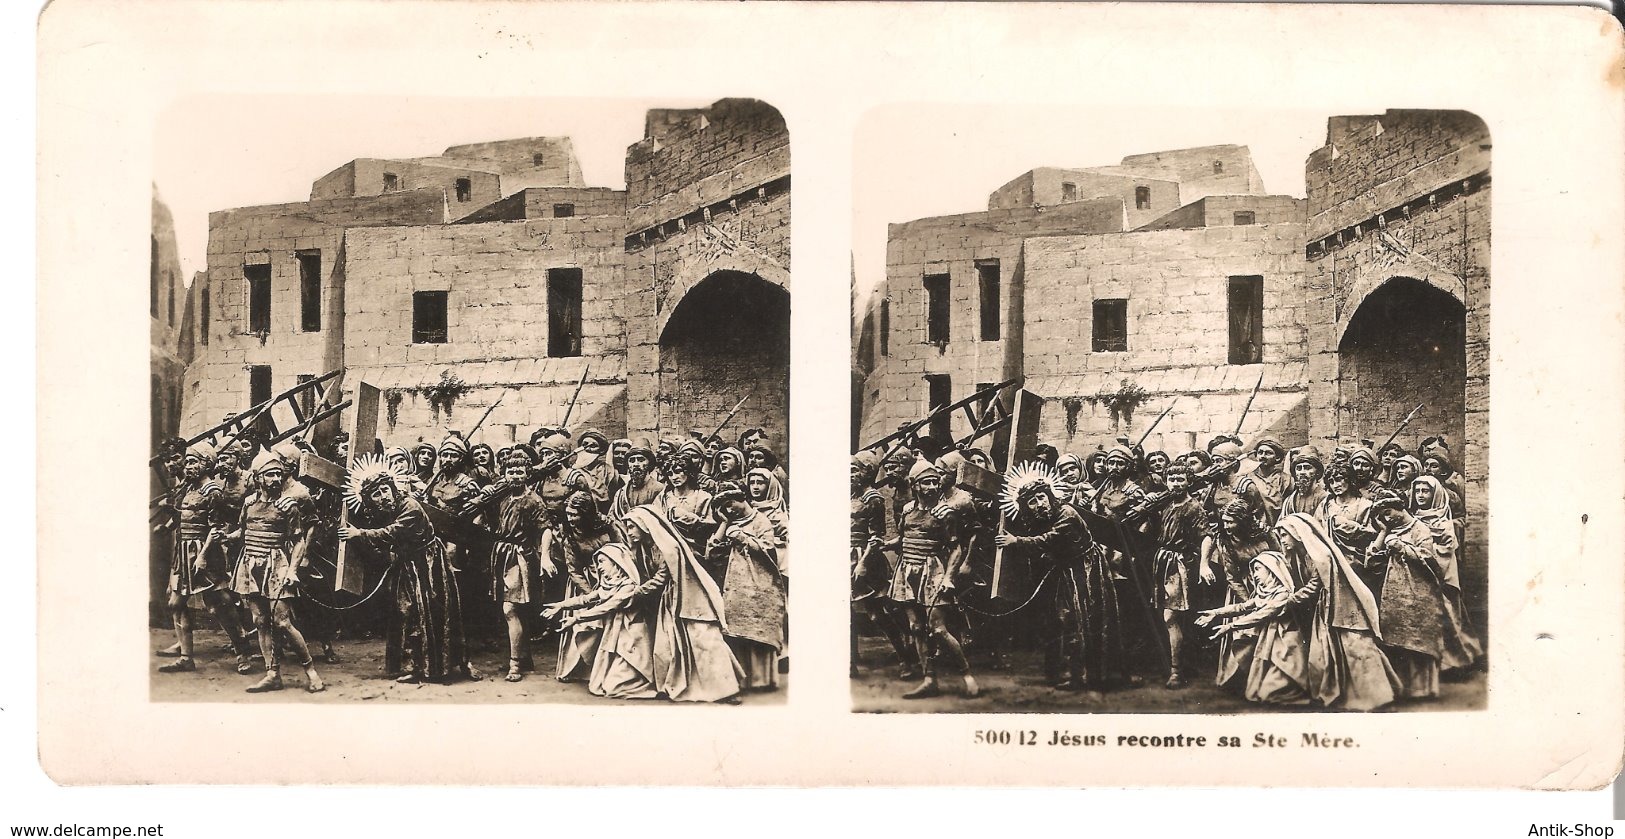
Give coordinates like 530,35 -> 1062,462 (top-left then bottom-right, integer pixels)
154,441 -> 255,676
611,439 -> 666,520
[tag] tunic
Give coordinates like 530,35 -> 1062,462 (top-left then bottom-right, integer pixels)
850,490 -> 890,602
348,497 -> 470,682
610,474 -> 665,521
467,484 -> 550,604
1369,517 -> 1474,697
658,487 -> 716,575
169,480 -> 231,597
888,500 -> 960,607
1003,504 -> 1126,686
230,492 -> 305,601
1152,494 -> 1205,612
711,511 -> 786,652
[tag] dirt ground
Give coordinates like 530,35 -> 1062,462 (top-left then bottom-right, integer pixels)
850,635 -> 1485,714
149,627 -> 787,706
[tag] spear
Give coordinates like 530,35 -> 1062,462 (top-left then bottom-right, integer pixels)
708,383 -> 759,442
1380,404 -> 1426,453
1135,399 -> 1178,448
558,363 -> 592,431
465,389 -> 508,441
1233,369 -> 1266,436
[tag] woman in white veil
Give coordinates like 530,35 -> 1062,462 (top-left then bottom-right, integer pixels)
1274,513 -> 1400,711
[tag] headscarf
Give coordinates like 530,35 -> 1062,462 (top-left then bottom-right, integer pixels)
1274,513 -> 1394,710
1056,453 -> 1085,483
747,467 -> 786,513
577,429 -> 609,455
386,446 -> 414,471
1275,513 -> 1384,637
438,434 -> 470,457
621,506 -> 728,629
591,543 -> 643,588
1253,436 -> 1285,458
412,442 -> 437,479
1390,454 -> 1423,487
1409,476 -> 1463,591
1410,475 -> 1452,523
745,445 -> 780,471
711,446 -> 747,482
1348,445 -> 1378,470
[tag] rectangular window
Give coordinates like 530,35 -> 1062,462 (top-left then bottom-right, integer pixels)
455,178 -> 472,203
924,272 -> 950,344
412,291 -> 448,344
297,250 -> 321,333
249,365 -> 272,406
382,172 -> 399,192
1228,276 -> 1265,364
1092,299 -> 1128,353
244,263 -> 271,333
1061,182 -> 1078,201
1233,211 -> 1256,226
1135,186 -> 1152,210
926,374 -> 952,444
554,203 -> 575,218
295,374 -> 317,420
533,153 -> 545,166
547,268 -> 583,357
976,260 -> 1000,342
879,299 -> 890,357
200,285 -> 210,346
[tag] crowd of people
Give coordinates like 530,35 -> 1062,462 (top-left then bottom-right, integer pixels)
151,422 -> 790,704
850,429 -> 1482,711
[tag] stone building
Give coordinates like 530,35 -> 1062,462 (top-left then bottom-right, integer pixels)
151,187 -> 188,449
176,99 -> 789,454
855,111 -> 1489,611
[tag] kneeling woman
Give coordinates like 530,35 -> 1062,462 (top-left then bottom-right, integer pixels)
541,544 -> 657,699
1196,546 -> 1310,707
340,457 -> 478,685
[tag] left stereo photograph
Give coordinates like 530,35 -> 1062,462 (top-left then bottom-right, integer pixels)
148,96 -> 791,705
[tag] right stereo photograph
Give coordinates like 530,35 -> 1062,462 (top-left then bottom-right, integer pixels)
850,106 -> 1489,715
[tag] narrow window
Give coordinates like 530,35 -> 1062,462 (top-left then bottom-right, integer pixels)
1092,299 -> 1128,353
1213,161 -> 1224,174
532,153 -> 545,167
455,178 -> 472,203
248,365 -> 274,439
1061,182 -> 1078,201
382,172 -> 399,192
295,374 -> 317,420
1228,276 -> 1265,365
547,268 -> 583,357
554,204 -> 575,218
166,272 -> 175,323
1233,211 -> 1256,226
976,259 -> 1000,341
879,299 -> 890,357
297,250 -> 322,333
1134,186 -> 1152,210
200,285 -> 211,346
924,273 -> 950,344
412,291 -> 448,344
150,236 -> 159,317
245,263 -> 271,333
249,365 -> 272,406
926,374 -> 952,443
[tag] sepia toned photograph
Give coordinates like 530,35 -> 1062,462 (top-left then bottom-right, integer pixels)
148,96 -> 791,705
852,106 -> 1488,714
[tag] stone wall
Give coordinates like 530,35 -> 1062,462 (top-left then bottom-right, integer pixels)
1120,144 -> 1264,202
1137,195 -> 1306,231
989,167 -> 1180,229
857,198 -> 1125,444
311,158 -> 501,221
179,189 -> 447,434
459,187 -> 627,223
623,99 -> 791,447
440,137 -> 584,192
1011,222 -> 1308,455
1302,109 -> 1490,613
339,216 -> 628,445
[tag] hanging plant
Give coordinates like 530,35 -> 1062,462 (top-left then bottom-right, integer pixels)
1098,378 -> 1148,429
384,388 -> 405,431
1061,396 -> 1086,438
422,370 -> 471,424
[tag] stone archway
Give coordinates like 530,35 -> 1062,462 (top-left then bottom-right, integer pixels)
1336,276 -> 1467,452
657,270 -> 790,452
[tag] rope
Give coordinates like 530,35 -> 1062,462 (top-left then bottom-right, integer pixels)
956,567 -> 1056,618
301,563 -> 394,611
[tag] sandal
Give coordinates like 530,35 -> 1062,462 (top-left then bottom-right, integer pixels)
157,657 -> 196,674
396,672 -> 422,684
246,672 -> 283,693
505,659 -> 524,683
235,655 -> 255,675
